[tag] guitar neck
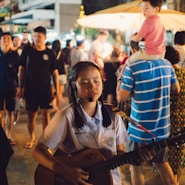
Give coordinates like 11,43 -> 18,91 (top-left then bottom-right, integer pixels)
89,129 -> 185,177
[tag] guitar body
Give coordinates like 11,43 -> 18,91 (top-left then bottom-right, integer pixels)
35,129 -> 185,185
34,149 -> 113,185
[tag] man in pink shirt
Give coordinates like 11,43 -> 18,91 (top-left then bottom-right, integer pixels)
129,0 -> 165,62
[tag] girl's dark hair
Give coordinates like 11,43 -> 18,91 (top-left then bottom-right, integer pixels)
165,46 -> 180,65
174,31 -> 185,45
66,39 -> 72,47
68,61 -> 112,128
52,39 -> 61,53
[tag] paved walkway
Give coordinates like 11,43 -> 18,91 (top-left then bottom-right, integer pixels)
6,97 -> 185,185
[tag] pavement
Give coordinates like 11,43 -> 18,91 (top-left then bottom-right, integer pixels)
6,96 -> 185,185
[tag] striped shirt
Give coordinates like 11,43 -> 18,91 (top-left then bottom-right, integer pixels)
121,59 -> 177,143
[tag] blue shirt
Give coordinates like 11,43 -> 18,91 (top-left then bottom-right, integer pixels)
121,59 -> 177,143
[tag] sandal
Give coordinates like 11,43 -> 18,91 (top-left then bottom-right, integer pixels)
8,138 -> 16,145
25,141 -> 35,149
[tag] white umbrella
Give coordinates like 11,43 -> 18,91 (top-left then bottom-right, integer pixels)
77,13 -> 142,31
77,0 -> 185,31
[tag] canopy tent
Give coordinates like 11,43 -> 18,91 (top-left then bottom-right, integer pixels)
77,0 -> 185,31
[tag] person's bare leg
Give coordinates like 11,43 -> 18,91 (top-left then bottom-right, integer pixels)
155,162 -> 177,185
130,165 -> 145,185
51,84 -> 59,112
52,98 -> 58,112
57,84 -> 64,109
6,111 -> 14,139
6,110 -> 16,145
176,168 -> 184,185
173,175 -> 179,185
0,110 -> 5,128
27,111 -> 37,143
40,109 -> 50,130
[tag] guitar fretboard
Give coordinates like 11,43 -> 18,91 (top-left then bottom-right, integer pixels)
89,129 -> 185,177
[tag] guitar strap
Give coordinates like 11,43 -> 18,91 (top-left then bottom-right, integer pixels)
111,106 -> 158,139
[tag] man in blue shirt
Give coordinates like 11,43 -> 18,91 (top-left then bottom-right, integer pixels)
117,58 -> 180,185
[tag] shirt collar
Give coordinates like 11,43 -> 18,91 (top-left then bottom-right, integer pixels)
80,102 -> 103,124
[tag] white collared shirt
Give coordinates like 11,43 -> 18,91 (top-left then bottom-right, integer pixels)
40,102 -> 129,185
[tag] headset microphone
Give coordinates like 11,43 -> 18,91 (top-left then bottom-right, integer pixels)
87,97 -> 93,102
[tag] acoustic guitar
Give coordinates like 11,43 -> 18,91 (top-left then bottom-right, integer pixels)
35,129 -> 185,185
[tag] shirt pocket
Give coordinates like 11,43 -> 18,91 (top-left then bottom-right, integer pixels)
75,131 -> 93,147
99,127 -> 116,149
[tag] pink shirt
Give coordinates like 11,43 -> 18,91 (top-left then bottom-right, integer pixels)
138,15 -> 165,55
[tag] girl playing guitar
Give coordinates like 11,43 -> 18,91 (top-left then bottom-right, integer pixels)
32,61 -> 154,185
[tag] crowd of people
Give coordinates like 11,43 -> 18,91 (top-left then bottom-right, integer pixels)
0,0 -> 185,185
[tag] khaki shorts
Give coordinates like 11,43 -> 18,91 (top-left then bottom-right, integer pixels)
127,140 -> 169,166
51,74 -> 67,85
59,74 -> 67,85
